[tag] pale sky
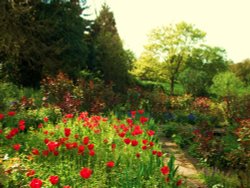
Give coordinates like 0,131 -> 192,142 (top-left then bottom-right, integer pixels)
86,0 -> 250,63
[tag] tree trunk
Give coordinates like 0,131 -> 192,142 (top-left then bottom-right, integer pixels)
170,76 -> 175,96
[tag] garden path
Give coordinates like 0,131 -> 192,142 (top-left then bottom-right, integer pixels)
158,134 -> 207,188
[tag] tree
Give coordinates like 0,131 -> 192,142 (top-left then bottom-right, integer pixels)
230,59 -> 250,86
87,3 -> 131,92
0,0 -> 90,87
209,71 -> 244,97
179,45 -> 229,96
137,22 -> 206,95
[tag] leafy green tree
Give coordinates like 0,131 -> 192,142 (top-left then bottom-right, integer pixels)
179,45 -> 229,96
136,22 -> 206,95
88,4 -> 130,92
209,71 -> 244,97
230,59 -> 250,85
0,0 -> 90,87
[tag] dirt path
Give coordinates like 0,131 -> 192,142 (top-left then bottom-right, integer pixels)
158,135 -> 207,188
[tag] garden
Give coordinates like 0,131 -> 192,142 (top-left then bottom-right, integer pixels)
0,0 -> 250,187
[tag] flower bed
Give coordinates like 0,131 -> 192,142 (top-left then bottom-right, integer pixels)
0,110 -> 183,187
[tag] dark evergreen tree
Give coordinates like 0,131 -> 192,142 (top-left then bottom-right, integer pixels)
88,3 -> 130,92
0,0 -> 90,87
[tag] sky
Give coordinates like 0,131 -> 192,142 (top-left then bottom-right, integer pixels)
86,0 -> 250,63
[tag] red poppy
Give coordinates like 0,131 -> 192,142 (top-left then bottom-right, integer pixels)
44,138 -> 49,144
89,150 -> 95,156
64,128 -> 71,137
131,140 -> 138,146
147,130 -> 155,136
111,143 -> 116,150
13,144 -> 21,151
87,143 -> 94,150
80,167 -> 92,179
8,111 -> 16,116
43,117 -> 48,122
0,113 -> 4,120
157,151 -> 163,157
152,150 -> 157,155
176,179 -> 182,186
124,138 -> 131,145
26,169 -> 35,177
65,113 -> 74,119
47,141 -> 59,152
142,139 -> 148,145
136,153 -> 141,158
37,123 -> 43,128
32,148 -> 39,155
130,111 -> 136,118
106,161 -> 115,168
74,134 -> 79,139
78,145 -> 85,153
29,178 -> 43,188
53,151 -> 59,156
142,145 -> 147,150
0,129 -> 2,134
138,109 -> 144,114
83,136 -> 89,145
140,116 -> 149,124
118,132 -> 126,137
42,150 -> 49,156
49,175 -> 59,185
160,166 -> 170,175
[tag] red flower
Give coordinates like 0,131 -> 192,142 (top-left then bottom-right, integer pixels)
161,166 -> 170,175
44,138 -> 49,144
74,134 -> 79,139
89,150 -> 95,156
42,150 -> 49,156
8,111 -> 16,116
136,153 -> 141,158
63,186 -> 71,188
0,129 -> 2,134
53,151 -> 59,156
157,151 -> 163,157
130,111 -> 136,118
38,123 -> 43,128
142,145 -> 147,150
19,124 -> 25,131
32,148 -> 39,155
176,179 -> 182,186
124,138 -> 131,145
152,150 -> 157,155
138,109 -> 144,114
65,113 -> 74,119
13,144 -> 21,151
106,161 -> 115,168
83,136 -> 89,145
140,116 -> 149,124
118,132 -> 126,137
78,145 -> 85,154
149,141 -> 154,147
142,139 -> 148,145
49,175 -> 59,185
0,113 -> 4,120
64,128 -> 71,137
131,140 -> 138,146
87,143 -> 94,150
26,169 -> 35,177
111,143 -> 116,150
29,178 -> 43,188
43,117 -> 48,122
47,141 -> 59,152
147,130 -> 155,136
80,167 -> 92,179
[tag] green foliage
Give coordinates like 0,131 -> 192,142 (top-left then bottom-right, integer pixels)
0,0 -> 89,87
230,58 -> 250,85
141,22 -> 206,95
180,46 -> 229,96
87,4 -> 131,92
209,72 -> 244,97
